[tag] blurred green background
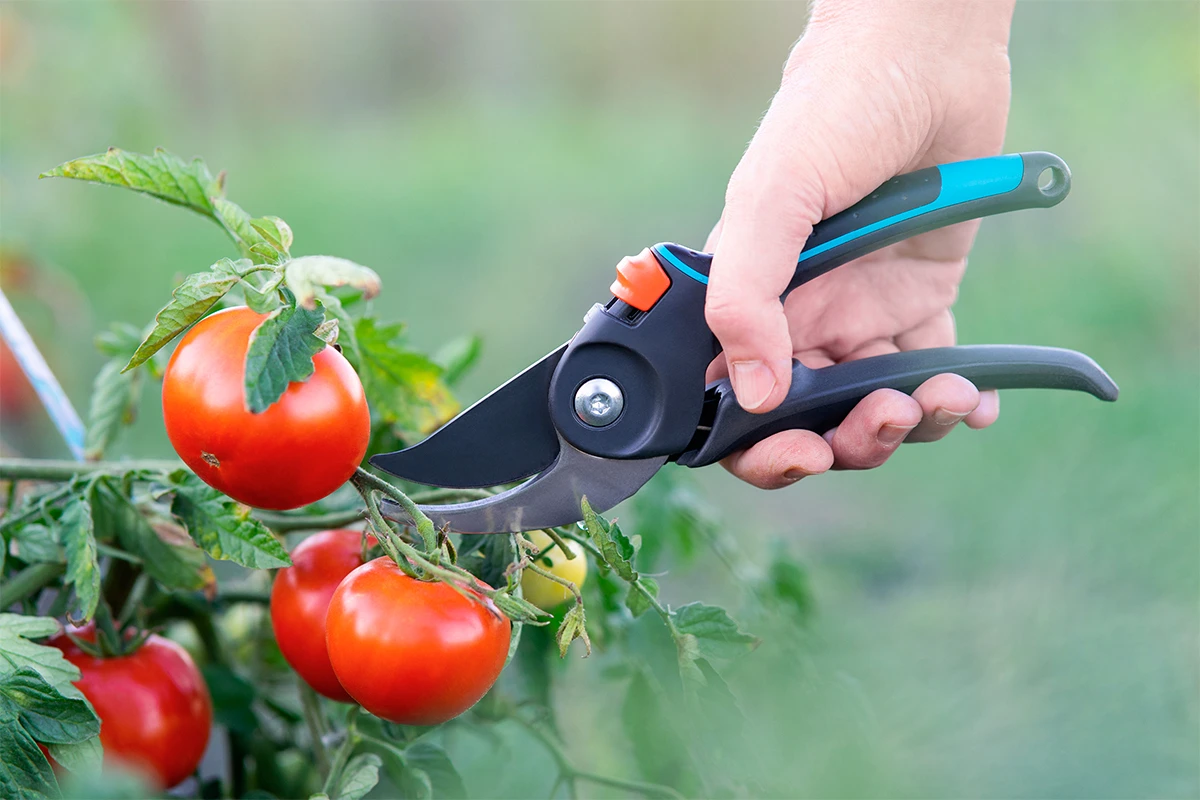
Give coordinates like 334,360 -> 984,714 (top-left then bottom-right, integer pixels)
1,2 -> 1197,797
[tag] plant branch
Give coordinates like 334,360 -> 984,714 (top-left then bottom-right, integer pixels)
513,714 -> 681,800
1,562 -> 64,607
0,458 -> 184,482
253,508 -> 365,532
559,527 -> 676,633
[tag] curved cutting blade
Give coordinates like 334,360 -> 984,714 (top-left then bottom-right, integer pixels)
379,432 -> 667,533
370,344 -> 567,489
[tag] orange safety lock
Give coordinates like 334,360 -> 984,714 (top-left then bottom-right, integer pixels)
610,247 -> 671,311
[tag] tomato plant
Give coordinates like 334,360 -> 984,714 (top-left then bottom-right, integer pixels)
0,148 -> 805,800
49,626 -> 213,790
164,307 -> 370,510
269,529 -> 368,702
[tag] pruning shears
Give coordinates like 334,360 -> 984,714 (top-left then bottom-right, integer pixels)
373,151 -> 1118,533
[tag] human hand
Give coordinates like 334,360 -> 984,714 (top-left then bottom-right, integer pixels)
705,0 -> 1016,488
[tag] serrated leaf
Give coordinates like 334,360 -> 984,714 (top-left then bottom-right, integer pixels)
170,473 -> 290,569
124,259 -> 251,370
671,603 -> 759,662
249,216 -> 293,253
285,256 -> 381,311
675,632 -> 705,695
9,524 -> 61,565
433,335 -> 482,387
242,297 -> 326,413
334,752 -> 382,800
581,498 -> 636,581
59,496 -> 99,622
84,359 -> 141,460
556,602 -> 591,658
354,318 -> 459,437
626,577 -> 658,619
211,196 -> 287,265
0,668 -> 100,799
0,700 -> 58,800
404,742 -> 468,800
0,615 -> 84,700
92,480 -> 212,591
0,668 -> 100,745
41,147 -> 218,216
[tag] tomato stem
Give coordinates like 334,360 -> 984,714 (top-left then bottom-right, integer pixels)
0,562 -> 64,607
299,680 -> 332,777
321,706 -> 361,796
252,508 -> 366,532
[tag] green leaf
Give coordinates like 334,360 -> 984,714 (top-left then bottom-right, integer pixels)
0,702 -> 58,800
84,359 -> 141,460
404,742 -> 468,800
581,499 -> 636,582
0,615 -> 84,700
123,259 -> 251,371
169,472 -> 291,569
94,323 -> 143,359
200,665 -> 258,735
242,296 -> 326,413
353,318 -> 459,437
555,602 -> 591,658
333,753 -> 382,800
41,147 -> 218,217
671,603 -> 759,662
692,658 -> 744,738
674,632 -> 705,695
249,216 -> 293,254
92,481 -> 212,591
0,668 -> 99,745
626,577 -> 659,619
0,668 -> 101,800
432,335 -> 482,387
210,196 -> 287,265
284,256 -> 381,311
59,496 -> 99,622
46,737 -> 102,776
9,524 -> 61,565
763,547 -> 815,622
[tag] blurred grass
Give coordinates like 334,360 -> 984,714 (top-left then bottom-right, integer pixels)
1,2 -> 1197,797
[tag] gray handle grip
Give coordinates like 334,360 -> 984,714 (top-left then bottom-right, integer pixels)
674,345 -> 1118,468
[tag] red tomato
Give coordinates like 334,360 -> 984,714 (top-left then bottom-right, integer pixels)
162,306 -> 369,510
49,629 -> 213,789
270,529 -> 368,702
325,557 -> 511,725
0,338 -> 36,418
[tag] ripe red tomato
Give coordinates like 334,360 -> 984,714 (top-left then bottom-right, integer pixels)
325,557 -> 511,725
270,529 -> 367,702
162,306 -> 369,510
49,629 -> 213,789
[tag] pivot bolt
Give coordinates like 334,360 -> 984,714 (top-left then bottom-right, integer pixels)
574,378 -> 624,427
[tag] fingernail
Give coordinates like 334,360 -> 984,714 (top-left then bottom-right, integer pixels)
730,360 -> 777,411
932,408 -> 967,426
878,423 -> 916,446
783,467 -> 813,482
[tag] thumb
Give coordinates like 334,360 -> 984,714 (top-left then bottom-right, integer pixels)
705,36 -> 930,413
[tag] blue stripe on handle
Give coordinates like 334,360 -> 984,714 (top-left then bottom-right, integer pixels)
796,154 -> 1024,265
653,244 -> 709,285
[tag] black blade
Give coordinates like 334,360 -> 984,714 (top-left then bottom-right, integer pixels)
380,432 -> 667,533
370,344 -> 567,488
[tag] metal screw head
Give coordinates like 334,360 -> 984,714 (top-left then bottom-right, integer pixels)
574,378 -> 624,427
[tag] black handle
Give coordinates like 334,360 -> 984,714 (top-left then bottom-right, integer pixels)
674,345 -> 1118,468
